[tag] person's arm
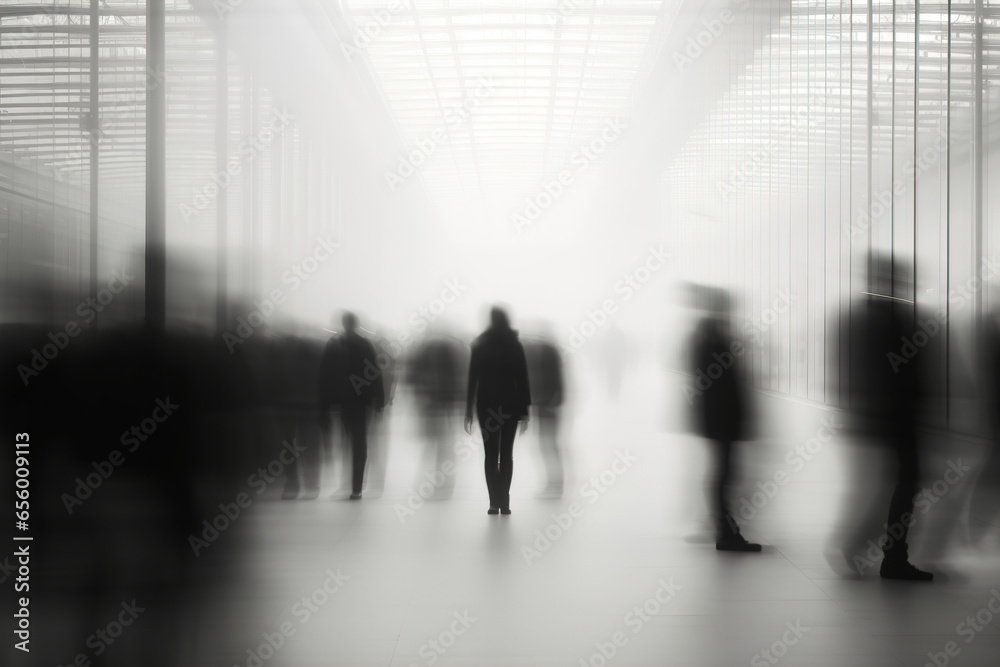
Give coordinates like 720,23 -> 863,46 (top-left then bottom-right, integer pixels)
464,344 -> 479,434
516,342 -> 531,432
552,348 -> 564,407
368,341 -> 386,410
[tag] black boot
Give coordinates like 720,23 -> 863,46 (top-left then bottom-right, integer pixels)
880,558 -> 933,581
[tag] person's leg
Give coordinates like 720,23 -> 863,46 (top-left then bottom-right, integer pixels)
481,420 -> 500,509
345,405 -> 368,496
883,431 -> 919,563
498,418 -> 518,511
714,438 -> 759,551
366,409 -> 386,497
714,438 -> 734,540
538,409 -> 563,496
434,412 -> 455,499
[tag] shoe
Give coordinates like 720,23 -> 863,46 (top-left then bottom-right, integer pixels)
880,559 -> 933,581
716,533 -> 762,552
500,508 -> 511,515
350,492 -> 362,500
488,507 -> 499,515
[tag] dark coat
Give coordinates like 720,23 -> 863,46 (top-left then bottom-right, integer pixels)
690,317 -> 746,442
466,327 -> 531,421
318,332 -> 386,408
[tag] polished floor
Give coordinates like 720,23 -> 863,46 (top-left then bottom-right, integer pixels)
190,364 -> 1000,667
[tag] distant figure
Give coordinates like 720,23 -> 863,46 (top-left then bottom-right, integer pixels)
465,307 -> 531,515
842,253 -> 932,581
410,330 -> 466,499
524,334 -> 565,497
688,286 -> 761,552
319,312 -> 384,499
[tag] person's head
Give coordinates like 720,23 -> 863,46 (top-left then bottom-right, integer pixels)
342,311 -> 358,333
489,306 -> 510,330
709,287 -> 731,317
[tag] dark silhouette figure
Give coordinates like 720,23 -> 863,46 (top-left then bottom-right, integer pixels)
465,307 -> 531,514
524,334 -> 565,497
687,286 -> 761,552
845,254 -> 932,581
409,330 -> 467,499
319,312 -> 385,499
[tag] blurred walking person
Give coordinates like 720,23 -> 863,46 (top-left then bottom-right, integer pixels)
524,330 -> 566,497
839,253 -> 932,580
410,327 -> 466,499
320,311 -> 384,499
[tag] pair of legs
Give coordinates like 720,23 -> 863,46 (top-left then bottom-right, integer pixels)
422,409 -> 456,499
880,427 -> 930,579
479,410 -> 518,511
536,407 -> 563,496
713,438 -> 737,540
342,404 -> 370,496
711,438 -> 760,551
282,408 -> 323,499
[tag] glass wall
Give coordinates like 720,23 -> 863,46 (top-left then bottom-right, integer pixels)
663,0 -> 1000,435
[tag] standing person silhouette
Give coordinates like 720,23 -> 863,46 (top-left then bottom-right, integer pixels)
465,307 -> 531,515
688,285 -> 761,552
320,311 -> 384,500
